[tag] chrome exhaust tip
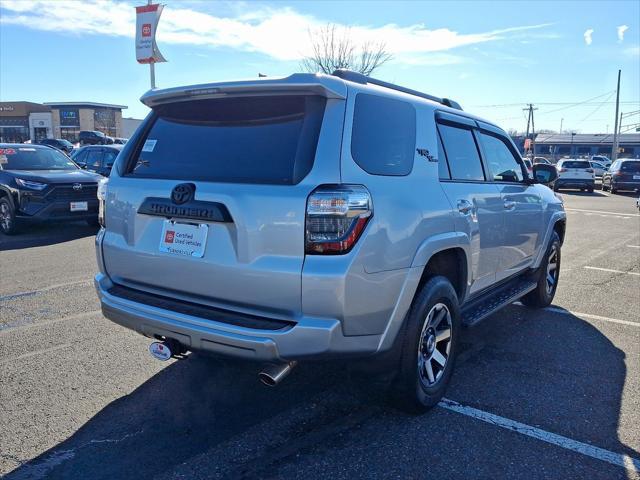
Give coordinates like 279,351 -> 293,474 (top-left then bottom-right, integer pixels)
258,361 -> 297,387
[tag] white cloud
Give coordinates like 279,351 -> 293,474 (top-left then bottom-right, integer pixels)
584,28 -> 594,46
617,25 -> 629,42
0,0 -> 553,63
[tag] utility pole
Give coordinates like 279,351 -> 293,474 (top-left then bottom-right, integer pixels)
523,104 -> 538,156
611,69 -> 621,161
560,118 -> 563,134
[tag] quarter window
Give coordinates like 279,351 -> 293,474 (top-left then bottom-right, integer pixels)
478,132 -> 524,182
351,94 -> 416,176
437,124 -> 484,181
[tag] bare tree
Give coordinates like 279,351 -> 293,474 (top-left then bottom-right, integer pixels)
301,24 -> 392,76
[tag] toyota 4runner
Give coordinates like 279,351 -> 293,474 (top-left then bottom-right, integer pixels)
94,70 -> 565,412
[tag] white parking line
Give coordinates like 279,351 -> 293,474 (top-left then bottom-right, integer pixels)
0,344 -> 71,366
439,398 -> 640,473
543,306 -> 640,327
627,245 -> 640,249
0,279 -> 91,302
584,266 -> 640,276
565,208 -> 640,217
0,310 -> 102,336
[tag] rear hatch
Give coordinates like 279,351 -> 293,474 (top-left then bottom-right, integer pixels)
619,161 -> 640,182
558,160 -> 593,180
101,78 -> 345,318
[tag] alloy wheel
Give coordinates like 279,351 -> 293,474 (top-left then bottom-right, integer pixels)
0,202 -> 11,232
417,303 -> 453,388
546,245 -> 559,295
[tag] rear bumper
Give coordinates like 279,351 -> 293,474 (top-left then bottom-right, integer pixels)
555,178 -> 594,189
95,273 -> 381,362
611,180 -> 640,191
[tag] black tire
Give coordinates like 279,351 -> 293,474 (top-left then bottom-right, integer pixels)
601,182 -> 608,191
521,231 -> 561,308
391,276 -> 460,413
0,197 -> 19,235
587,187 -> 594,193
611,184 -> 618,194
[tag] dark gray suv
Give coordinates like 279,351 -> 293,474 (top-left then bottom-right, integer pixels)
94,71 -> 565,412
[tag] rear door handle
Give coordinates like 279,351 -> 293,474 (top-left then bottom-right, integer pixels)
457,199 -> 473,215
503,200 -> 516,210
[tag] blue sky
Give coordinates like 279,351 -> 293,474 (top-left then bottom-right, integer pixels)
1,0 -> 638,134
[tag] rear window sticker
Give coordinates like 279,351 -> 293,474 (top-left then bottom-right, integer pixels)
142,139 -> 157,152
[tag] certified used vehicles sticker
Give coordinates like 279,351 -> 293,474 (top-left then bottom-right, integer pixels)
159,220 -> 208,258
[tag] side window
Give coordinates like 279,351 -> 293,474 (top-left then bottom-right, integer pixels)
437,123 -> 485,181
103,150 -> 118,167
86,149 -> 103,168
351,93 -> 416,176
437,132 -> 450,179
72,148 -> 87,166
478,132 -> 524,182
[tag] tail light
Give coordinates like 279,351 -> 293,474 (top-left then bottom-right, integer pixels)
559,168 -> 567,173
585,168 -> 594,173
305,185 -> 372,254
613,171 -> 624,177
97,177 -> 108,228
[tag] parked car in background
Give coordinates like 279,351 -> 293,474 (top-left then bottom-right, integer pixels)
113,138 -> 128,145
601,159 -> 640,193
72,145 -> 122,177
38,138 -> 74,155
523,158 -> 533,177
533,156 -> 551,164
555,159 -> 595,192
79,130 -> 108,145
94,70 -> 565,412
591,155 -> 611,168
589,161 -> 607,178
0,143 -> 101,234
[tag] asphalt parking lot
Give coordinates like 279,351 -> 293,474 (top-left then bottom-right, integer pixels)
1,189 -> 639,480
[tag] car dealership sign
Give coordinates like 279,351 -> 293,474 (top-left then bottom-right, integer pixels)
135,3 -> 166,64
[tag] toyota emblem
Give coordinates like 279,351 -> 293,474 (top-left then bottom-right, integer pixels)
171,183 -> 195,205
72,183 -> 83,191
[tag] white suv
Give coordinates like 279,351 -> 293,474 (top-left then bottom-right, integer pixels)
555,159 -> 595,192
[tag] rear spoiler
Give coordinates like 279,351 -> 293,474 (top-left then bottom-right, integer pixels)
140,73 -> 347,108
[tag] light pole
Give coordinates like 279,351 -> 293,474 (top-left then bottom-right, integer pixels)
570,132 -> 576,157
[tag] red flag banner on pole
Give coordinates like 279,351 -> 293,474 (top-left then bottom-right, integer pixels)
135,3 -> 166,64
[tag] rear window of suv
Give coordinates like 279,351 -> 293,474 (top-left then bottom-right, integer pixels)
127,95 -> 326,185
620,161 -> 640,172
561,161 -> 590,169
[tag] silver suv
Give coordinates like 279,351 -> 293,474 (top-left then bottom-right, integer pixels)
94,71 -> 565,412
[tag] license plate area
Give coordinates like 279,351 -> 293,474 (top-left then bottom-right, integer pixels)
633,175 -> 640,180
70,201 -> 88,212
159,220 -> 208,258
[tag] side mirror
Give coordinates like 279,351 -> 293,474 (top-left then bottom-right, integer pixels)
532,163 -> 558,185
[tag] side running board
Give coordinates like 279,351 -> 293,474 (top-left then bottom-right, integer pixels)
461,277 -> 537,327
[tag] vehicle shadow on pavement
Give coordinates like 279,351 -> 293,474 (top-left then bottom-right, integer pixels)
0,222 -> 98,251
6,305 -> 639,480
453,305 -> 639,471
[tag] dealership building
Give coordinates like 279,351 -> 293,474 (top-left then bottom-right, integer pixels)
533,133 -> 640,160
0,101 -> 128,143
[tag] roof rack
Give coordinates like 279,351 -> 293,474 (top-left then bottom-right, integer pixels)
331,69 -> 463,111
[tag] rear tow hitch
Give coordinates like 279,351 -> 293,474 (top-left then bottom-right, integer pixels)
149,338 -> 188,361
